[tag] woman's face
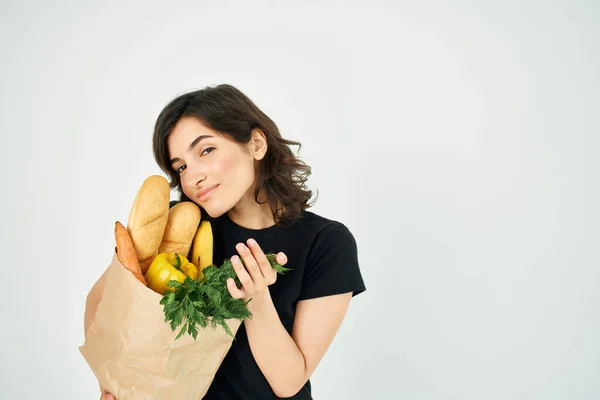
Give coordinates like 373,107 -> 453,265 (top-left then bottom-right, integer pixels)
167,116 -> 266,218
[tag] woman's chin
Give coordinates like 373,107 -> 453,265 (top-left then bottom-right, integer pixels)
185,196 -> 219,217
200,203 -> 229,219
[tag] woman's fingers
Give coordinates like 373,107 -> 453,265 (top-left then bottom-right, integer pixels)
229,239 -> 283,299
227,278 -> 245,299
237,242 -> 263,283
231,255 -> 253,292
276,251 -> 288,266
246,239 -> 277,284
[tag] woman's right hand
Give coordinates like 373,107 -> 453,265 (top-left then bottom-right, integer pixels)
100,390 -> 115,400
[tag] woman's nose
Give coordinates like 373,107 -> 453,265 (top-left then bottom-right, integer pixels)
182,158 -> 207,188
194,176 -> 205,188
185,168 -> 206,189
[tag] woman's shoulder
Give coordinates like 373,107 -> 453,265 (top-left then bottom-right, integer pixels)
297,210 -> 366,300
298,209 -> 355,242
300,209 -> 348,227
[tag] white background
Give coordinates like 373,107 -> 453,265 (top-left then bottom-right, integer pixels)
1,0 -> 599,399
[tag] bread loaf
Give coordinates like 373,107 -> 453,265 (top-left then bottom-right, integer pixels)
126,175 -> 170,274
157,201 -> 201,257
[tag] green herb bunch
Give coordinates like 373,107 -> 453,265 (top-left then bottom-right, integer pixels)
159,253 -> 290,340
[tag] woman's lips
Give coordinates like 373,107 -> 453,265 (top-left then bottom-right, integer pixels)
197,184 -> 218,202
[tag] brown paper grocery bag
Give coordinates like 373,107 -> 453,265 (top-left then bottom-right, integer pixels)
79,252 -> 241,400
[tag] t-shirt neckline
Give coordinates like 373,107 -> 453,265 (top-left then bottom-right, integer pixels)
221,212 -> 280,234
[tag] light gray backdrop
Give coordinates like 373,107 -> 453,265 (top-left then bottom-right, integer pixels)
1,0 -> 598,399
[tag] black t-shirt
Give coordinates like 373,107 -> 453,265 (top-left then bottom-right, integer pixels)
170,201 -> 366,399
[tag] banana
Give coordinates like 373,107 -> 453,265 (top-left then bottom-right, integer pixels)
190,220 -> 213,274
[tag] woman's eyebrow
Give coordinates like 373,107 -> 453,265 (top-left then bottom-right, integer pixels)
170,134 -> 213,164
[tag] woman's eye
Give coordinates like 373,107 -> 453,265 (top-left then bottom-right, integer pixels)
176,165 -> 186,174
201,147 -> 215,156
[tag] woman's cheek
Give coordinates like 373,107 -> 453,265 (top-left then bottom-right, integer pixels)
182,183 -> 195,200
215,156 -> 233,176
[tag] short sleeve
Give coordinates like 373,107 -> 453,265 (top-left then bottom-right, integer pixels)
299,223 -> 366,301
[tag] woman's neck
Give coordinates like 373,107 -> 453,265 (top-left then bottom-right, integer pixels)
227,191 -> 276,230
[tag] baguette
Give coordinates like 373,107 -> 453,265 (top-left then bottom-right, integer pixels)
126,175 -> 171,274
157,201 -> 202,257
114,221 -> 147,285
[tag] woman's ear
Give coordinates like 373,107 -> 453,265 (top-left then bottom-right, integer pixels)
250,129 -> 268,160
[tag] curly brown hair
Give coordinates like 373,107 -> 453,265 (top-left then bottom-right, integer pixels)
152,84 -> 317,226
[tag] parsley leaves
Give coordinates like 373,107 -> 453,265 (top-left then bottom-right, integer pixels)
159,253 -> 290,340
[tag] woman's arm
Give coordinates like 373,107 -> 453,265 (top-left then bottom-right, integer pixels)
245,291 -> 352,398
228,239 -> 353,398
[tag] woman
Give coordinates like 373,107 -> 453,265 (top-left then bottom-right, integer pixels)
91,84 -> 366,399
